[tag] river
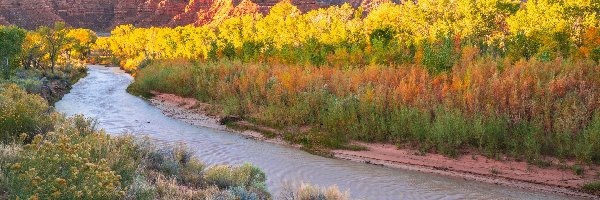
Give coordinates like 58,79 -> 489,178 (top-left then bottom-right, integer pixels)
55,65 -> 578,200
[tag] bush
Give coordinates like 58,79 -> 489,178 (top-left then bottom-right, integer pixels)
5,117 -> 129,199
127,59 -> 195,97
145,145 -> 205,186
422,37 -> 457,73
583,181 -> 600,193
279,183 -> 349,200
575,113 -> 600,164
204,163 -> 269,199
0,84 -> 54,143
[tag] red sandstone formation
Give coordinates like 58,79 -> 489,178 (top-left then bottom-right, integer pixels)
0,0 -> 388,31
0,15 -> 9,25
230,0 -> 260,17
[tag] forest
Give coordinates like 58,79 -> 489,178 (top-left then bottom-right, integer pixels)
100,0 -> 600,165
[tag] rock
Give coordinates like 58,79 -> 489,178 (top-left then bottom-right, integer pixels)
0,14 -> 9,25
219,115 -> 241,125
37,79 -> 70,104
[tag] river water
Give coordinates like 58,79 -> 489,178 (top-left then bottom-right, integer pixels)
55,65 -> 577,200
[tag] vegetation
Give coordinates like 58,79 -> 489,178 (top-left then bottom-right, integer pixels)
0,85 -> 276,199
0,19 -> 349,200
0,26 -> 25,79
100,0 -> 599,71
583,181 -> 600,193
0,23 -> 95,103
279,183 -> 350,200
104,0 -> 600,164
0,84 -> 55,143
129,58 -> 600,162
1,23 -> 96,78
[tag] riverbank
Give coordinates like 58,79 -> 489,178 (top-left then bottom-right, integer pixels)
148,91 -> 600,199
1,67 -> 88,105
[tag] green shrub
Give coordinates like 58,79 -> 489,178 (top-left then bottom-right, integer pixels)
575,113 -> 600,164
124,174 -> 156,200
473,115 -> 509,157
422,37 -> 456,73
591,47 -> 600,63
429,108 -> 470,157
204,163 -> 267,189
279,183 -> 349,200
204,163 -> 270,199
5,117 -> 130,199
506,32 -> 539,61
145,145 -> 205,187
583,181 -> 600,193
0,84 -> 54,143
128,59 -> 195,97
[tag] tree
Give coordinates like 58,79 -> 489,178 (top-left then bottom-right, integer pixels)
38,22 -> 70,74
255,1 -> 302,48
67,28 -> 98,60
0,26 -> 26,79
21,32 -> 45,70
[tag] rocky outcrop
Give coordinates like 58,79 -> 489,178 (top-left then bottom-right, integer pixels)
0,15 -> 9,25
0,0 -> 63,29
0,0 -> 377,31
112,0 -> 189,28
230,0 -> 260,17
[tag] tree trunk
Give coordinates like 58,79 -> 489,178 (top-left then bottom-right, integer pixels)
5,57 -> 9,79
51,55 -> 55,74
25,53 -> 32,70
66,51 -> 71,70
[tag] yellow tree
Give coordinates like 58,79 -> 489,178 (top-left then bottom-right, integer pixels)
179,26 -> 216,60
67,28 -> 98,60
218,14 -> 261,49
507,0 -> 598,57
256,0 -> 302,48
21,31 -> 45,69
302,3 -> 358,46
37,22 -> 71,73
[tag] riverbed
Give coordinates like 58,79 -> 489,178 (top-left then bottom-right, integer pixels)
55,65 -> 579,200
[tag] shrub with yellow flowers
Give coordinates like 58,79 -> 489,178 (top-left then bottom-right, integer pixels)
5,116 -> 129,199
0,84 -> 55,143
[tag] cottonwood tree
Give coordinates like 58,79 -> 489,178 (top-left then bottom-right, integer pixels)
38,22 -> 70,74
67,28 -> 98,60
0,26 -> 26,79
21,32 -> 45,70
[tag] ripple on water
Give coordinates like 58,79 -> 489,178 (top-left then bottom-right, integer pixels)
55,66 -> 579,200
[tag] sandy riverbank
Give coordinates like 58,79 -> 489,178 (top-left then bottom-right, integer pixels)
148,91 -> 599,199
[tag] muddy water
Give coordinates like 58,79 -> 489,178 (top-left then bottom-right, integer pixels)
55,65 -> 578,200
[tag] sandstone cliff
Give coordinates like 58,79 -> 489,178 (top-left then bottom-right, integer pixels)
0,0 -> 382,31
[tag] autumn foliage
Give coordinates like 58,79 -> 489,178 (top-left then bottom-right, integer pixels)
130,57 -> 600,162
114,0 -> 600,162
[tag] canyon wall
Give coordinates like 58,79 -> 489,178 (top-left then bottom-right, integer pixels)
0,0 -> 381,31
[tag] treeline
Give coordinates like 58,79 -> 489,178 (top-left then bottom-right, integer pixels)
104,0 -> 600,164
0,23 -> 96,78
0,23 -> 96,102
99,0 -> 600,72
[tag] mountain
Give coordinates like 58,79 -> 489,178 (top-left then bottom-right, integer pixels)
0,0 -> 372,31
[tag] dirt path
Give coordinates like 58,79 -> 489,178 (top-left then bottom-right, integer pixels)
148,91 -> 599,199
